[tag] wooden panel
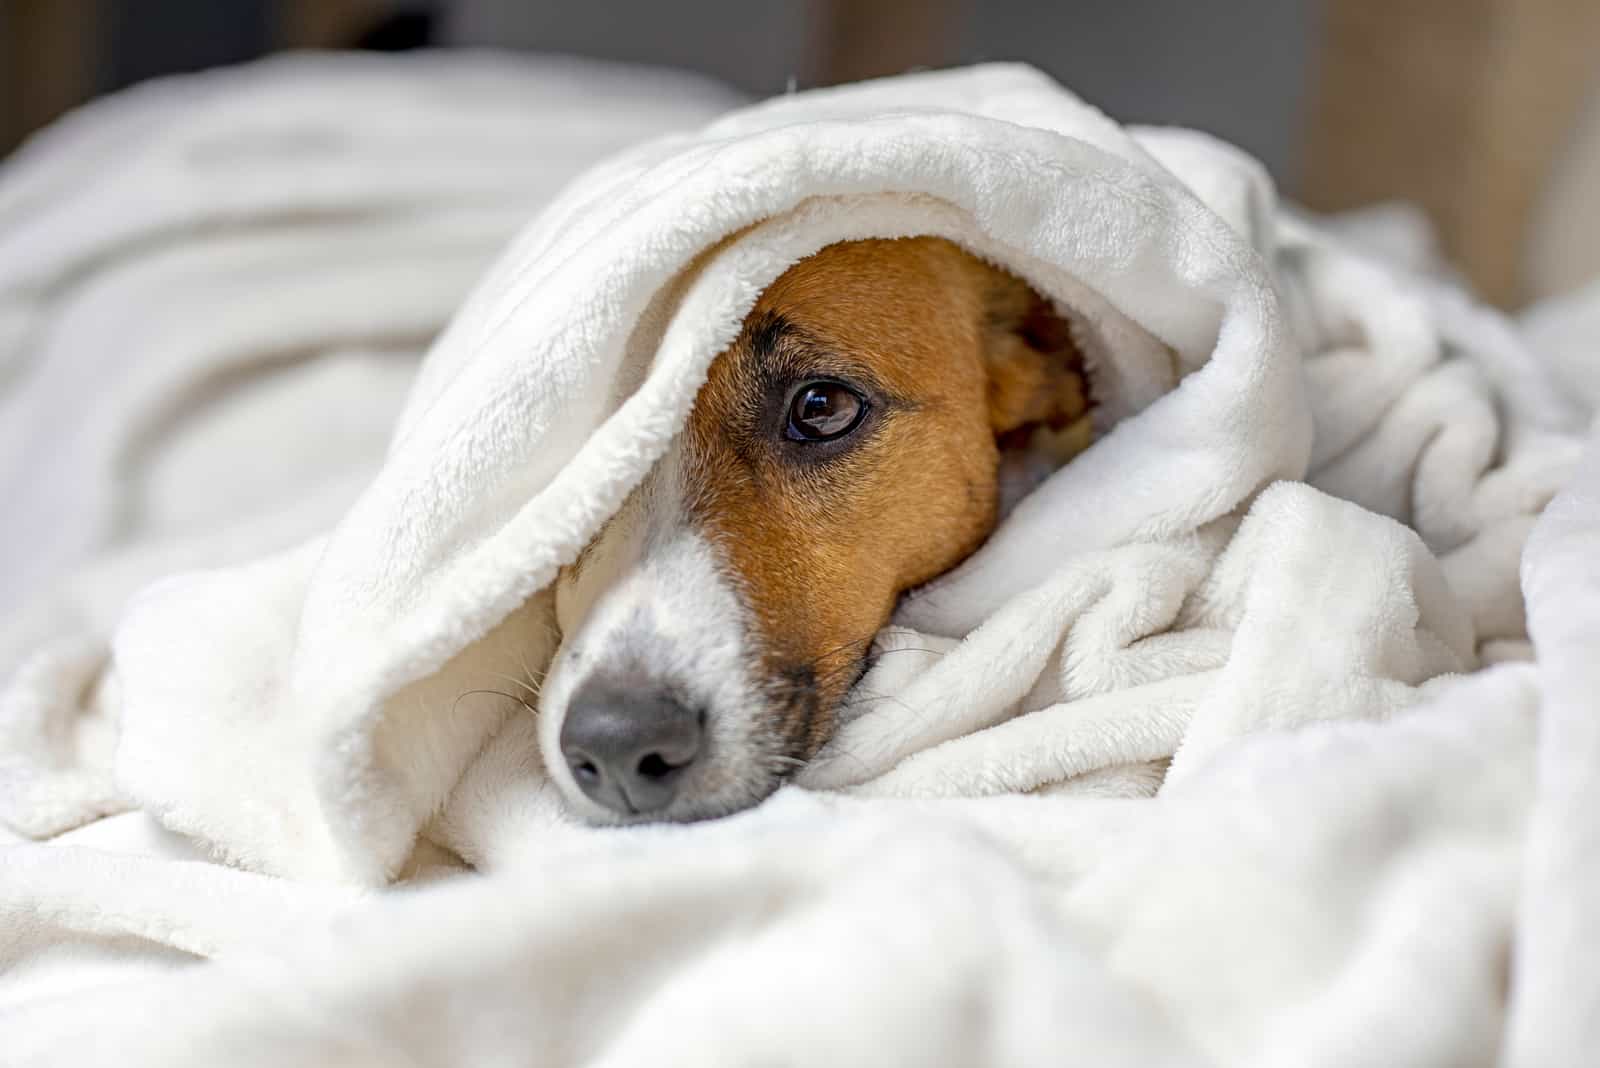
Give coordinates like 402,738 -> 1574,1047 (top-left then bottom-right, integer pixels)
1,0 -> 97,156
1301,0 -> 1600,305
1454,0 -> 1600,304
274,0 -> 389,48
806,0 -> 960,86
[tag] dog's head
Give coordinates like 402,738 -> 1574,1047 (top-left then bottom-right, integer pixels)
538,237 -> 1089,822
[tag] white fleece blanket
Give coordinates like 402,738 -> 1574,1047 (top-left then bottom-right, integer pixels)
3,59 -> 1598,1067
0,50 -> 741,839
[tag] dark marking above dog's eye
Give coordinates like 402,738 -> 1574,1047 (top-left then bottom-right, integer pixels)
747,310 -> 795,361
785,380 -> 868,442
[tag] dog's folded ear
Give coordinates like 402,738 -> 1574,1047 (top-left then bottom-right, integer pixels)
977,274 -> 1095,514
980,276 -> 1093,450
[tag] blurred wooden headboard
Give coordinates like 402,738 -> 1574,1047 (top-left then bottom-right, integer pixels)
1300,0 -> 1600,306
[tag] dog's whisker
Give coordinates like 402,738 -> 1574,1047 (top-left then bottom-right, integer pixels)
812,658 -> 879,693
811,739 -> 874,776
808,642 -> 950,697
451,688 -> 536,717
815,634 -> 876,660
811,634 -> 950,676
864,645 -> 947,658
515,651 -> 551,699
839,686 -> 917,719
806,635 -> 879,684
484,671 -> 542,702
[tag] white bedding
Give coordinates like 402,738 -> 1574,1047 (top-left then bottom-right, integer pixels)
1,56 -> 1597,1067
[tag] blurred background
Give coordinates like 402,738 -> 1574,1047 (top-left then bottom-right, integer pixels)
3,0 -> 1598,306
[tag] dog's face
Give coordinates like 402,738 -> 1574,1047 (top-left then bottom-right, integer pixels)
538,237 -> 1088,823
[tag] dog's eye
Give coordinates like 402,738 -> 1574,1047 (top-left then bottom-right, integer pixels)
785,381 -> 868,442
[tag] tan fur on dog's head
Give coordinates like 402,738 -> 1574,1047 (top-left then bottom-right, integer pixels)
684,237 -> 1089,756
541,237 -> 1090,822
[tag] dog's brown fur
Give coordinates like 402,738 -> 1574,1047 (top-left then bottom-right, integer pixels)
681,237 -> 1090,757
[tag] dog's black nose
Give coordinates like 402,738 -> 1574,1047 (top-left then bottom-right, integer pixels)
559,679 -> 704,816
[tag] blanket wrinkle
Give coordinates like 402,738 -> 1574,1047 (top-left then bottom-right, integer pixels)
0,50 -> 741,857
0,636 -> 124,840
1,55 -> 1597,1066
1503,434 -> 1600,1066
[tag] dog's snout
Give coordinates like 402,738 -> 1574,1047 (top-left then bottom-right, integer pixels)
559,679 -> 704,816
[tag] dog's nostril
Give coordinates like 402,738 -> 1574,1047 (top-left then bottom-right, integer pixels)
559,678 -> 704,817
636,752 -> 678,781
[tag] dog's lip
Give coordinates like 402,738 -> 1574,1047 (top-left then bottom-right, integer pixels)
581,768 -> 786,827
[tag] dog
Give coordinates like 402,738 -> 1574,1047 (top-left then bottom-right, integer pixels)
535,236 -> 1091,823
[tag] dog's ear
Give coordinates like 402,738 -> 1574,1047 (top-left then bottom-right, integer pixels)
979,274 -> 1092,443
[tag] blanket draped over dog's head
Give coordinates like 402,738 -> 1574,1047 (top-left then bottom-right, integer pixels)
104,64 -> 1574,887
9,57 -> 1600,1066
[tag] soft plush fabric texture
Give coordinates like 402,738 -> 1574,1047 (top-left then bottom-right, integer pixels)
2,57 -> 1596,1067
0,50 -> 741,842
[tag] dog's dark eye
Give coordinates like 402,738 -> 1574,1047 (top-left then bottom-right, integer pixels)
785,381 -> 867,442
